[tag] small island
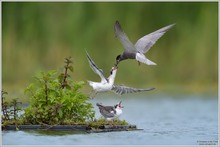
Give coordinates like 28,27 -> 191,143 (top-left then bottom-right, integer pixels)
2,57 -> 139,133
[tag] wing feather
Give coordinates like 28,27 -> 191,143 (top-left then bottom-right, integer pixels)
85,50 -> 108,83
112,84 -> 155,95
97,103 -> 115,118
135,23 -> 175,53
114,21 -> 137,53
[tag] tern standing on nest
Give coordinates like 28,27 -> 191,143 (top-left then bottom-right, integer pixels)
96,101 -> 123,121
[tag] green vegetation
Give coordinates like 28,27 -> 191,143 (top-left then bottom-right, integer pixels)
2,90 -> 23,121
2,57 -> 129,127
88,118 -> 129,128
2,2 -> 218,100
22,57 -> 95,125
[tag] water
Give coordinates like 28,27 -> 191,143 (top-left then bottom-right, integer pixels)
2,94 -> 218,145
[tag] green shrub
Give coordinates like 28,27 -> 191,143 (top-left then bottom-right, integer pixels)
22,57 -> 95,125
1,90 -> 23,122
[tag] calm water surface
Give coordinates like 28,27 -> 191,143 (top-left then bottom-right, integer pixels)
2,94 -> 218,145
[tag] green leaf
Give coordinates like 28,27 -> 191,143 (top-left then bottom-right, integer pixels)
68,65 -> 74,72
54,117 -> 59,122
36,114 -> 41,118
66,84 -> 71,90
48,70 -> 57,76
58,110 -> 63,118
60,98 -> 65,104
58,73 -> 64,82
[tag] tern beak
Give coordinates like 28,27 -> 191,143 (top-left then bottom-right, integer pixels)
116,60 -> 120,66
113,65 -> 118,70
119,101 -> 123,108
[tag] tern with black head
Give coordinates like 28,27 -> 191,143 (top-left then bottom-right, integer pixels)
114,20 -> 175,66
96,101 -> 123,121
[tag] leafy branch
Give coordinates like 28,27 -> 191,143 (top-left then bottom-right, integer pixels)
60,56 -> 74,89
1,90 -> 23,122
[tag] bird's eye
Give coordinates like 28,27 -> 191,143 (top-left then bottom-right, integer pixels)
110,70 -> 113,75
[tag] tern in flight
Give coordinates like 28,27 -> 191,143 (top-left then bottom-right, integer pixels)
86,50 -> 155,98
114,20 -> 175,66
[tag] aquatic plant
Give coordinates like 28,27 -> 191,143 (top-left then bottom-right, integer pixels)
22,57 -> 95,125
2,90 -> 10,121
1,90 -> 23,122
10,98 -> 22,120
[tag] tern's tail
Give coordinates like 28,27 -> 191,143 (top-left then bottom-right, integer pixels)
136,53 -> 157,65
96,103 -> 103,108
87,80 -> 93,86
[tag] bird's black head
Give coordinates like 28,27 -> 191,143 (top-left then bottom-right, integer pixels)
116,54 -> 121,65
114,101 -> 123,109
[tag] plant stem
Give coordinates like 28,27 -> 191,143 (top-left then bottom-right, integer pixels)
13,102 -> 16,120
61,63 -> 69,89
61,57 -> 72,89
45,81 -> 48,105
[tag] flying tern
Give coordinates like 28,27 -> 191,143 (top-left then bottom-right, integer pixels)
114,20 -> 175,66
86,50 -> 155,98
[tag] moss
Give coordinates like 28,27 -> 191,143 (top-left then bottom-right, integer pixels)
86,118 -> 129,129
2,118 -> 129,128
2,119 -> 24,126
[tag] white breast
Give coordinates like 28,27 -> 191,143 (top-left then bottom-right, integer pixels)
89,81 -> 113,92
115,108 -> 123,116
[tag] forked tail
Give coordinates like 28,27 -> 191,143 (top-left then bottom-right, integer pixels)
96,103 -> 103,108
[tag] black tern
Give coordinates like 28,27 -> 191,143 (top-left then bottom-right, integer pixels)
96,101 -> 123,120
114,20 -> 175,66
86,50 -> 155,98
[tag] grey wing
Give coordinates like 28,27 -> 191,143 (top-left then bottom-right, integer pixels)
85,50 -> 108,82
112,84 -> 155,95
100,106 -> 116,118
135,23 -> 175,53
114,21 -> 137,53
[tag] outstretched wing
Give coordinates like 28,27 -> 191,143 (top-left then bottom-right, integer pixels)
114,21 -> 137,53
85,50 -> 108,83
135,23 -> 175,54
112,84 -> 155,95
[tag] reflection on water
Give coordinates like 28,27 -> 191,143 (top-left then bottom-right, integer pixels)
25,130 -> 88,136
2,94 -> 218,145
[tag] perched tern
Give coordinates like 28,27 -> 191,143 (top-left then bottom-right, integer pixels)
96,101 -> 123,121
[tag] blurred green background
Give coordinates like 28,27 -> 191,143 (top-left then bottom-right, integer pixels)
2,2 -> 218,100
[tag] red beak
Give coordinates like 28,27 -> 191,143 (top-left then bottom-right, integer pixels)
119,101 -> 124,108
